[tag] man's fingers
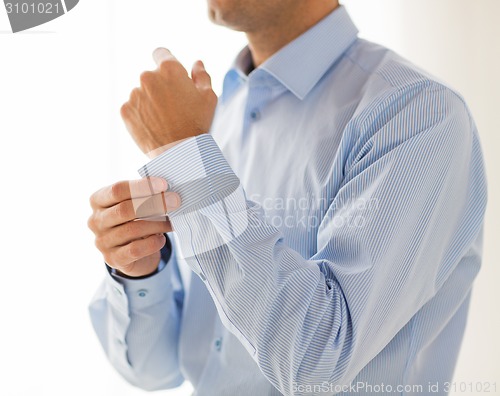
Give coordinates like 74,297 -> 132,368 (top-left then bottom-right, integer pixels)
97,193 -> 180,230
88,177 -> 180,278
115,252 -> 163,278
191,60 -> 212,91
98,192 -> 181,229
135,191 -> 181,219
95,220 -> 171,251
110,234 -> 166,270
90,178 -> 168,209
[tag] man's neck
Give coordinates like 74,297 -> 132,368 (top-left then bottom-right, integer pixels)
246,1 -> 340,68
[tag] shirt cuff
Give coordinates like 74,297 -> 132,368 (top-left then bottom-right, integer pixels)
104,237 -> 175,310
137,134 -> 239,217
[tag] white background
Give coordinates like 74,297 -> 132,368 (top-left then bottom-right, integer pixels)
0,1 -> 498,395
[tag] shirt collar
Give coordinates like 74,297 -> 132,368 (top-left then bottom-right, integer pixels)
221,5 -> 359,102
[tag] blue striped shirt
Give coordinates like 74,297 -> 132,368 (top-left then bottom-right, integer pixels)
89,6 -> 487,395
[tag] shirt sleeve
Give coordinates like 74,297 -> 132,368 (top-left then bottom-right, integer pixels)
88,235 -> 185,391
138,84 -> 487,395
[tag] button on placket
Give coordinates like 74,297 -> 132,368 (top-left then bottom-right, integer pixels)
245,73 -> 269,127
250,109 -> 261,121
214,337 -> 223,351
137,289 -> 148,298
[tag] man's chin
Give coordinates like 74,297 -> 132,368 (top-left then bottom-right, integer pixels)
207,6 -> 225,26
208,11 -> 245,31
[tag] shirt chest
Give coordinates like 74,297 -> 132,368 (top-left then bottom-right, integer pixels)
210,86 -> 353,257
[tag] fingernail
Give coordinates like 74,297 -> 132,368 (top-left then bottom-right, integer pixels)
154,47 -> 170,55
151,178 -> 168,193
164,193 -> 180,210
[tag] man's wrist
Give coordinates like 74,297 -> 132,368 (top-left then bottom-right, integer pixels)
146,137 -> 193,159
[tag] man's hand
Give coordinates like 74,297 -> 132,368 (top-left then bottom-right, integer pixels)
120,48 -> 218,157
87,177 -> 181,278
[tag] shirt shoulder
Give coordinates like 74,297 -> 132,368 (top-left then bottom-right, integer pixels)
343,39 -> 465,97
337,38 -> 473,140
325,39 -> 479,177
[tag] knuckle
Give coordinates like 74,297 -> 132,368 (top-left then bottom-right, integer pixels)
159,60 -> 182,77
158,60 -> 172,73
120,102 -> 131,119
96,210 -> 107,231
110,182 -> 125,202
89,192 -> 96,207
88,210 -> 107,233
121,221 -> 139,239
127,242 -> 143,260
147,235 -> 162,252
140,71 -> 155,87
119,221 -> 132,238
114,202 -> 131,220
129,87 -> 141,103
87,214 -> 96,231
103,253 -> 115,267
94,235 -> 105,251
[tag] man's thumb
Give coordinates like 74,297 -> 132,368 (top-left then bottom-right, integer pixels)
191,60 -> 212,91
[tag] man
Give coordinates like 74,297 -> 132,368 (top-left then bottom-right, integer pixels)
87,0 -> 487,395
